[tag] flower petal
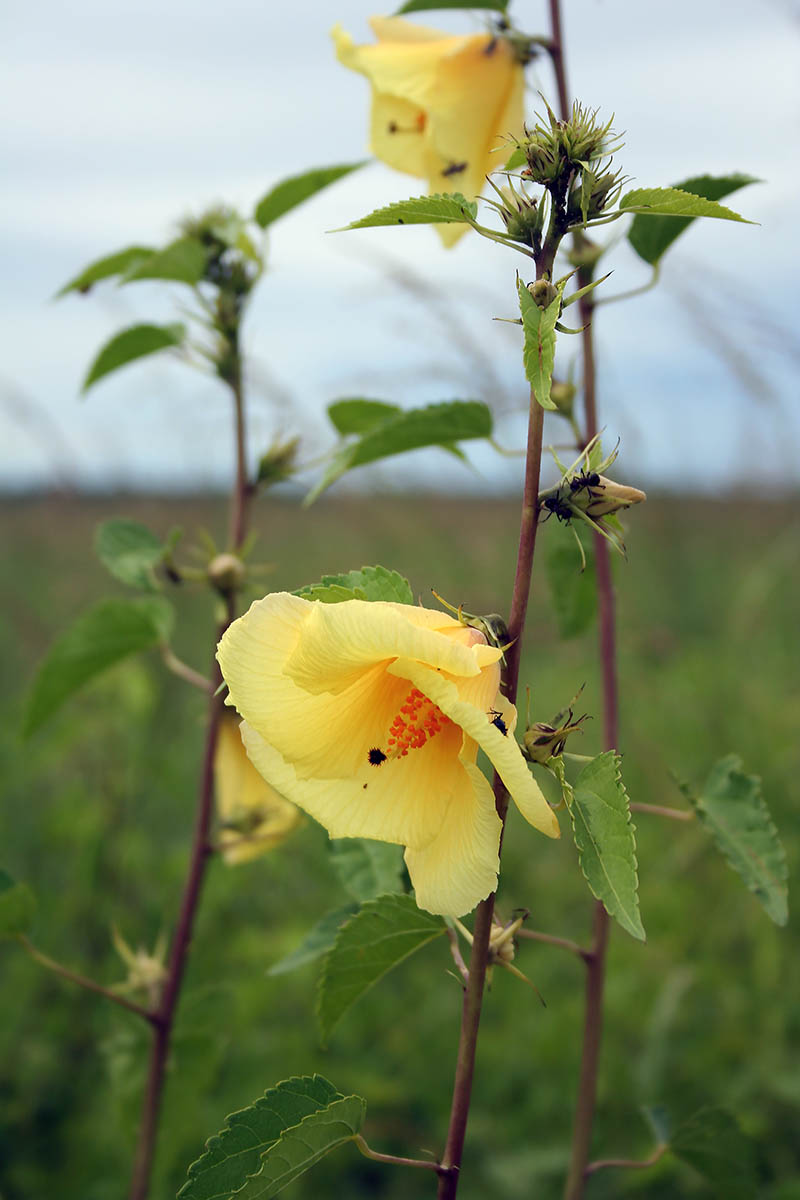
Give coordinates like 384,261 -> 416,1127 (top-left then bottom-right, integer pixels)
388,658 -> 560,839
404,757 -> 501,915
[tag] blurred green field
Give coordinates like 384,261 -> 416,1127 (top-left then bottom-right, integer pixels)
2,492 -> 798,1199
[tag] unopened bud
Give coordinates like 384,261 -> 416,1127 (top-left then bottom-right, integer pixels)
208,553 -> 247,593
582,475 -> 646,517
522,707 -> 588,765
257,437 -> 300,487
528,278 -> 558,309
550,379 -> 576,417
567,233 -> 604,271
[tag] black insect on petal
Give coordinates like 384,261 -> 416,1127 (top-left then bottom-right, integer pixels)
368,748 -> 388,766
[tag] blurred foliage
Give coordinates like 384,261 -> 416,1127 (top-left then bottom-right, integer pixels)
1,493 -> 799,1199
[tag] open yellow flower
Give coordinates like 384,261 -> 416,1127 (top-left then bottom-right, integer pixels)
333,16 -> 525,247
214,711 -> 303,865
217,595 -> 559,915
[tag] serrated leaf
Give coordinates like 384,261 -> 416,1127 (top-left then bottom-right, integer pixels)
338,192 -> 477,232
545,527 -> 596,638
24,596 -> 174,736
255,162 -> 366,228
517,277 -> 562,410
237,1095 -> 366,1199
568,751 -> 645,941
328,398 -> 401,435
305,400 -> 492,503
318,893 -> 445,1044
627,174 -> 759,264
56,245 -> 155,296
179,1074 -> 342,1200
396,0 -> 508,10
94,519 -> 165,590
82,322 -> 185,392
670,1107 -> 758,1199
0,869 -> 36,938
619,186 -> 752,227
295,566 -> 414,606
267,905 -> 359,977
681,755 -> 788,926
331,840 -> 406,902
122,237 -> 208,284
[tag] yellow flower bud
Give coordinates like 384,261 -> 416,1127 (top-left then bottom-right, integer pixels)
207,553 -> 246,594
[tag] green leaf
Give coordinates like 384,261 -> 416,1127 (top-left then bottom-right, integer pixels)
24,596 -> 174,736
517,276 -> 562,410
627,174 -> 759,265
254,162 -> 367,229
328,398 -> 401,436
0,869 -> 36,938
681,755 -> 788,926
619,186 -> 752,227
267,905 -> 359,977
306,400 -> 492,503
295,566 -> 414,605
502,146 -> 526,171
330,840 -> 406,902
56,245 -> 155,296
338,192 -> 477,232
317,893 -> 446,1044
82,322 -> 185,392
545,527 -> 596,638
94,519 -> 166,590
568,751 -> 645,941
396,0 -> 509,11
237,1095 -> 366,1199
179,1074 -> 356,1200
122,237 -> 208,284
670,1107 -> 758,1199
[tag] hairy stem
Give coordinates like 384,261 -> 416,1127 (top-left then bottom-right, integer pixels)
355,1135 -> 452,1175
128,333 -> 251,1198
437,395 -> 546,1199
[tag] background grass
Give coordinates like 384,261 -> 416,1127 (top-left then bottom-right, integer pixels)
2,492 -> 798,1199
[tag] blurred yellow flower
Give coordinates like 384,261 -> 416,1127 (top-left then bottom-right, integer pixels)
214,711 -> 303,865
333,16 -> 525,246
217,595 -> 558,915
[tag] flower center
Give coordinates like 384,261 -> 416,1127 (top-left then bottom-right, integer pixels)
367,686 -> 450,765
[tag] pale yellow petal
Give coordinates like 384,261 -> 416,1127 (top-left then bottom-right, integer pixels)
404,757 -> 501,915
388,659 -> 561,839
368,16 -> 450,44
240,717 -> 468,850
214,715 -> 302,865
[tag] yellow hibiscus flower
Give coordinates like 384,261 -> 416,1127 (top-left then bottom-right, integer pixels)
214,711 -> 303,865
333,16 -> 525,247
217,595 -> 559,915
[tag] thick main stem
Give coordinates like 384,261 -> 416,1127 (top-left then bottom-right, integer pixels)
437,396 -> 546,1200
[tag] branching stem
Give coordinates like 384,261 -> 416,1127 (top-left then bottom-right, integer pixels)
18,936 -> 155,1024
517,928 -> 590,961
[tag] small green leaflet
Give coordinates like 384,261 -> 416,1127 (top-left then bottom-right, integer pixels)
327,398 -> 401,436
670,1107 -> 758,1199
545,526 -> 596,639
294,566 -> 414,605
317,893 -> 446,1044
82,323 -> 185,392
396,0 -> 509,11
122,236 -> 208,284
267,905 -> 358,977
517,276 -> 562,410
627,174 -> 759,265
337,192 -> 477,232
680,755 -> 788,926
330,839 -> 407,902
56,245 -> 155,296
23,596 -> 174,736
305,400 -> 492,504
568,751 -> 645,941
619,186 -> 752,225
179,1074 -> 365,1200
0,869 -> 36,938
94,519 -> 166,590
254,162 -> 367,228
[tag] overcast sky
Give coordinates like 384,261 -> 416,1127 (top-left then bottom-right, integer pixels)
1,0 -> 798,495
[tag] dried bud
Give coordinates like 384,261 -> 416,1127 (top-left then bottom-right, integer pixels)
208,553 -> 247,594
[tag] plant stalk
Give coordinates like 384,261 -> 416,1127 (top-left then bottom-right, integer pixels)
436,395 -> 546,1199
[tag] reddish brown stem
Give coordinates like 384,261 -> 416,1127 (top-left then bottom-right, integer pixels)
19,936 -> 155,1023
436,397 -> 546,1200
